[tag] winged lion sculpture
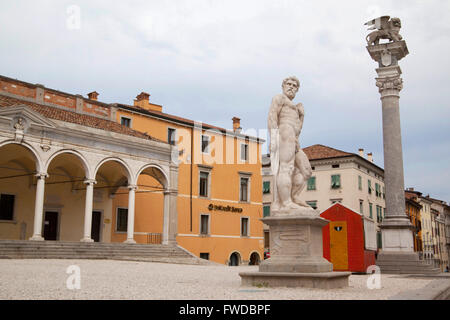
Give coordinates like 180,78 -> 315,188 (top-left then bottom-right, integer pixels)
365,16 -> 403,46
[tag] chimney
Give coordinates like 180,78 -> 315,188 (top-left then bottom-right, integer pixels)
88,91 -> 99,101
407,187 -> 415,192
134,91 -> 162,112
358,148 -> 364,157
367,152 -> 373,162
232,117 -> 242,133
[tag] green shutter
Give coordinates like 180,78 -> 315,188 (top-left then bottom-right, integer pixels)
331,175 -> 340,189
377,232 -> 382,249
306,201 -> 317,209
369,203 -> 373,218
263,206 -> 270,217
263,181 -> 270,194
307,177 -> 316,190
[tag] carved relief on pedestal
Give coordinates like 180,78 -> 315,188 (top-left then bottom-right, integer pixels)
271,226 -> 310,256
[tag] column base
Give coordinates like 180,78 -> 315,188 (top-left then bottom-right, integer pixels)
124,239 -> 136,244
376,251 -> 440,274
80,238 -> 94,243
29,235 -> 44,241
240,271 -> 351,289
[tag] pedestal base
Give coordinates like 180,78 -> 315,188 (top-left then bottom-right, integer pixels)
239,211 -> 350,288
376,251 -> 440,274
29,235 -> 44,241
239,271 -> 351,289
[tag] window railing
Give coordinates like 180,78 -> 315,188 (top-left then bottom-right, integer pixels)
146,233 -> 162,244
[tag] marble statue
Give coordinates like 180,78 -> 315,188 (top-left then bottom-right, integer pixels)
268,76 -> 312,212
365,16 -> 402,46
14,118 -> 25,130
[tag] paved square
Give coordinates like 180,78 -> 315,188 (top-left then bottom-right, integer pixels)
0,260 -> 435,300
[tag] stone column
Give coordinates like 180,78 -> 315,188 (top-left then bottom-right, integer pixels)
124,185 -> 137,244
375,63 -> 414,252
80,179 -> 96,243
29,173 -> 48,241
367,40 -> 438,274
167,165 -> 179,245
162,191 -> 170,245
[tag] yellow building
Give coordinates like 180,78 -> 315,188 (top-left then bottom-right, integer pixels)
0,75 -> 264,266
110,93 -> 265,265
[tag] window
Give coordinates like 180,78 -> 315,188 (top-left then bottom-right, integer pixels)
120,116 -> 131,128
240,177 -> 249,202
307,177 -> 316,190
331,175 -> 341,189
201,135 -> 210,153
0,194 -> 15,221
375,183 -> 381,197
241,217 -> 249,237
368,180 -> 372,194
369,203 -> 373,219
199,172 -> 209,197
168,128 -> 176,146
377,231 -> 382,249
200,214 -> 209,235
376,205 -> 382,222
359,200 -> 364,214
240,143 -> 249,161
263,205 -> 270,217
382,186 -> 385,199
331,199 -> 342,205
358,175 -> 362,190
200,253 -> 210,260
306,201 -> 318,209
332,164 -> 340,168
116,208 -> 128,232
263,181 -> 270,194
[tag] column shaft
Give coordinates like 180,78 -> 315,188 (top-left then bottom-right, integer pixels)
125,186 -> 137,244
381,94 -> 407,218
81,180 -> 96,242
30,174 -> 46,241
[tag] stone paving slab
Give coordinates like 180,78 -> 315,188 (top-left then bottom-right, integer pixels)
0,259 -> 442,300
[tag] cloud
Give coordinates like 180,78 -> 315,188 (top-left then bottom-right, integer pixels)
0,0 -> 448,201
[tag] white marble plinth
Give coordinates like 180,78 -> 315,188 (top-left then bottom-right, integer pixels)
239,212 -> 350,288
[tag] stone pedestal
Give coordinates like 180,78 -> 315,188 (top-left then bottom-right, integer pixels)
240,209 -> 350,289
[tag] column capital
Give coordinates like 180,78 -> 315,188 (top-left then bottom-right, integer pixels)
84,179 -> 97,185
128,185 -> 138,191
164,189 -> 178,196
35,172 -> 49,179
376,76 -> 403,96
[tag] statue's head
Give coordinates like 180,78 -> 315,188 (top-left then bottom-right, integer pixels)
391,17 -> 401,28
282,76 -> 300,100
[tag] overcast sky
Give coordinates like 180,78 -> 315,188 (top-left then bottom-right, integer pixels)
1,0 -> 449,202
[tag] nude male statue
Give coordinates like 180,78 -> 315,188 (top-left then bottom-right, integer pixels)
268,76 -> 312,212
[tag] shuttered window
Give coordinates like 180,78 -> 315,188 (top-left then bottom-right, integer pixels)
331,175 -> 341,189
307,177 -> 316,190
263,181 -> 270,194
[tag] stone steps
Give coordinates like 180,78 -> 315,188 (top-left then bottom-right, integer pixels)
377,261 -> 440,274
0,240 -> 211,265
